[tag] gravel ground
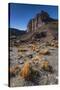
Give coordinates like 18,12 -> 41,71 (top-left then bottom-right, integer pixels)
9,42 -> 58,87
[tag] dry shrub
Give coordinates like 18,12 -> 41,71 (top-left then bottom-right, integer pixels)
32,56 -> 40,62
31,55 -> 43,65
41,60 -> 49,70
20,61 -> 40,80
31,44 -> 37,51
46,42 -> 50,46
51,42 -> 54,46
31,56 -> 40,66
51,43 -> 58,48
10,67 -> 16,77
10,64 -> 20,77
54,41 -> 58,48
39,49 -> 50,55
54,44 -> 58,48
41,60 -> 53,73
50,40 -> 58,48
20,62 -> 31,78
29,68 -> 40,81
14,64 -> 20,70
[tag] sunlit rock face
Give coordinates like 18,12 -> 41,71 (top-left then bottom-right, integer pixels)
27,10 -> 53,32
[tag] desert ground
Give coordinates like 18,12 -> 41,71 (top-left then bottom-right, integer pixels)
9,39 -> 58,87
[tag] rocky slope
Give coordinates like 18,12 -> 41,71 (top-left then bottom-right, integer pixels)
9,41 -> 58,87
9,12 -> 58,87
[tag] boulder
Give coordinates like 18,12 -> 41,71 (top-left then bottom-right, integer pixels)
39,49 -> 50,55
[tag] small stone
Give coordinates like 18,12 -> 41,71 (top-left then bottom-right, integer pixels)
18,60 -> 24,64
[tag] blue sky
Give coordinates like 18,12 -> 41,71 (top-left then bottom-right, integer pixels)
9,3 -> 58,30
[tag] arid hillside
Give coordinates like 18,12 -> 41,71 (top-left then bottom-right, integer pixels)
9,11 -> 58,87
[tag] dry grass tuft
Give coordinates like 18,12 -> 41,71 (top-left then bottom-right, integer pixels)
10,67 -> 16,77
50,40 -> 58,48
32,56 -> 40,62
41,60 -> 49,70
31,44 -> 37,51
10,64 -> 20,77
20,62 -> 31,78
20,61 -> 40,80
41,60 -> 53,73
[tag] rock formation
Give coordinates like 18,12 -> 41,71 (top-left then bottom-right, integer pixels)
27,10 -> 56,32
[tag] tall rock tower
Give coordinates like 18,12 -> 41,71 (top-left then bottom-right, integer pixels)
27,11 -> 50,32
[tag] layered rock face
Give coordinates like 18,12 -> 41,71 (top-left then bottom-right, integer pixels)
27,11 -> 52,32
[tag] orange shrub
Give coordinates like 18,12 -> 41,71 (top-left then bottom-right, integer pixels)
20,62 -> 31,78
10,64 -> 20,77
14,64 -> 20,70
10,66 -> 16,77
